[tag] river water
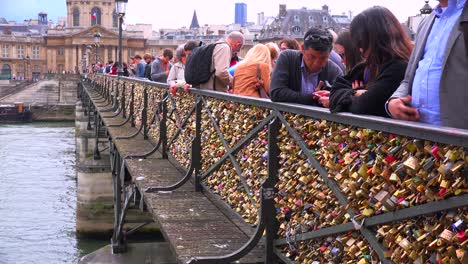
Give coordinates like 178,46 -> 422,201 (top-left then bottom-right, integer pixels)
0,123 -> 106,264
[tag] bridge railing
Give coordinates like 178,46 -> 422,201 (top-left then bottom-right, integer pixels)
86,74 -> 468,264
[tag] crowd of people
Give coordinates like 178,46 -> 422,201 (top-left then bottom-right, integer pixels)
99,2 -> 468,130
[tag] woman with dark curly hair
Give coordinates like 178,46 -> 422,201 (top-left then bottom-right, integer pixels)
329,6 -> 413,117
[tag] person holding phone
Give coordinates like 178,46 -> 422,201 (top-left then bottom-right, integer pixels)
270,28 -> 343,107
329,6 -> 412,116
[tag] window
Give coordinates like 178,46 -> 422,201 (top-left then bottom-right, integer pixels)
32,46 -> 40,59
0,64 -> 11,80
323,16 -> 329,23
58,47 -> 65,56
113,9 -> 118,28
73,8 -> 80,27
91,7 -> 102,26
34,65 -> 41,72
17,64 -> 24,75
2,45 -> 9,58
292,26 -> 301,33
17,45 -> 24,58
309,16 -> 315,23
294,15 -> 300,22
151,48 -> 157,57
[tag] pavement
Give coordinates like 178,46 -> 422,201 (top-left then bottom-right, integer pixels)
0,79 -> 78,105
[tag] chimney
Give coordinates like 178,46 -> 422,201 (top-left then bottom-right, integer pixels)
279,4 -> 287,18
322,5 -> 329,13
257,12 -> 265,26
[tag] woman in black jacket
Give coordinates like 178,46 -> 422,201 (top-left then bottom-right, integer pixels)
329,6 -> 413,117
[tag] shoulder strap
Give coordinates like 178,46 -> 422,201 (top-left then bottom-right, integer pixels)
256,63 -> 261,81
460,2 -> 468,57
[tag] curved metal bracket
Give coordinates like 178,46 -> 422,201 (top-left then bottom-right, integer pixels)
145,166 -> 194,193
186,183 -> 274,264
102,107 -> 122,118
115,121 -> 144,140
126,138 -> 162,160
107,94 -> 134,127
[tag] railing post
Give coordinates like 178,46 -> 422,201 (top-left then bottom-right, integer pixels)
264,114 -> 281,263
93,110 -> 101,160
142,88 -> 148,140
87,99 -> 92,130
194,96 -> 203,192
130,84 -> 135,127
160,90 -> 168,159
83,91 -> 88,116
121,83 -> 126,119
111,151 -> 126,253
113,80 -> 120,111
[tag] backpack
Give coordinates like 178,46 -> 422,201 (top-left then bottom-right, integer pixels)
184,42 -> 221,87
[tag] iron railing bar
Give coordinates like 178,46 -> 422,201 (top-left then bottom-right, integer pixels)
278,113 -> 390,262
100,76 -> 468,148
203,105 -> 257,206
167,103 -> 197,147
365,194 -> 468,226
200,114 -> 274,181
272,192 -> 467,257
274,222 -> 356,246
187,89 -> 468,148
278,114 -> 349,206
168,95 -> 184,129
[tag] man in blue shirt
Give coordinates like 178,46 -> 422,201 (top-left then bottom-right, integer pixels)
133,54 -> 146,78
388,0 -> 468,129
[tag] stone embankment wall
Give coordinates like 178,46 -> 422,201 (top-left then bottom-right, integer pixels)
75,100 -> 159,238
0,79 -> 79,121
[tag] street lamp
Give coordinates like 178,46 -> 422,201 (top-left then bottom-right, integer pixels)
94,31 -> 101,65
253,34 -> 259,45
115,0 -> 128,77
420,0 -> 433,16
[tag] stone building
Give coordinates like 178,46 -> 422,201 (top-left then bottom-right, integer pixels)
259,4 -> 342,42
0,1 -> 194,79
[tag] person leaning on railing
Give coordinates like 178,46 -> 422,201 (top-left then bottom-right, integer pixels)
231,44 -> 271,98
387,0 -> 468,129
329,6 -> 413,117
168,45 -> 188,96
270,28 -> 343,107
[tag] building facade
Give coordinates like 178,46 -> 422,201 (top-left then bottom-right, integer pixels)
0,0 -> 183,79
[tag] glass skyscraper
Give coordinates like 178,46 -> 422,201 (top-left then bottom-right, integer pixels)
235,3 -> 247,26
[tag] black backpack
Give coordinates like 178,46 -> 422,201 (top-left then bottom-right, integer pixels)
185,42 -> 221,87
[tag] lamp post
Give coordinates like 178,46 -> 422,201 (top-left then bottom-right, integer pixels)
94,31 -> 101,65
115,0 -> 128,77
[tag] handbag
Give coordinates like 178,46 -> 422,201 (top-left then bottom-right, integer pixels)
256,63 -> 269,99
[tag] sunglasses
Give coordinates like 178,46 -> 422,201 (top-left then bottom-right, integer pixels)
305,34 -> 331,44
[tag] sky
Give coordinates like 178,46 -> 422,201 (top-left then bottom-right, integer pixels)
1,0 -> 440,29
